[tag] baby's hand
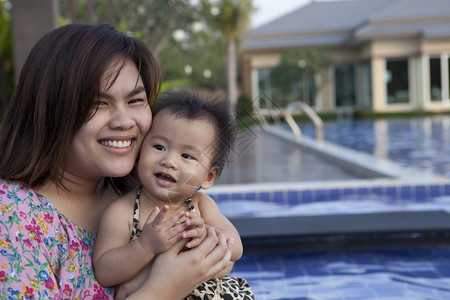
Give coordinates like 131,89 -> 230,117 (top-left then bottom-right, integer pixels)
139,206 -> 189,254
182,211 -> 206,249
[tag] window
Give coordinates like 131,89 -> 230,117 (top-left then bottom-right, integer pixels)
430,57 -> 442,101
335,64 -> 356,107
386,59 -> 409,104
361,61 -> 372,109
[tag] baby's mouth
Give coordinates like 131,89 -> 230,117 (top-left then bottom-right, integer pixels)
156,172 -> 176,183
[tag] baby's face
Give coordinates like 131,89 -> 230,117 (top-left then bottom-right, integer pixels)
138,110 -> 219,203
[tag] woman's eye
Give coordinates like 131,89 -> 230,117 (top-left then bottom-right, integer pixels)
154,145 -> 165,151
181,153 -> 194,160
94,100 -> 108,106
129,98 -> 145,105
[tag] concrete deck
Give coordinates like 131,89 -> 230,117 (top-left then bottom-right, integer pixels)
215,127 -> 380,185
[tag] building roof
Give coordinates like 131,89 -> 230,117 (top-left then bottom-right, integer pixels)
244,0 -> 450,52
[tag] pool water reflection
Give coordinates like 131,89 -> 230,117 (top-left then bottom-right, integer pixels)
298,115 -> 450,178
231,247 -> 450,300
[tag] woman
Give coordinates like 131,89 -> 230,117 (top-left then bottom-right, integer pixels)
0,23 -> 232,299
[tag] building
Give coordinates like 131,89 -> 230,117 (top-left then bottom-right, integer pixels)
242,0 -> 450,114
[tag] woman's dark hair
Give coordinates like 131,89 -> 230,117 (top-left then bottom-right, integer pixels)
154,90 -> 236,176
0,24 -> 161,192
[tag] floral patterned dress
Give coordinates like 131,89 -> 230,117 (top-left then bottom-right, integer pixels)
0,179 -> 114,299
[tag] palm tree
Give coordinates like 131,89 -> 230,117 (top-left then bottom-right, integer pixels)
208,0 -> 253,118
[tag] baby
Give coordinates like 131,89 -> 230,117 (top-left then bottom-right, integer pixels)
93,90 -> 254,299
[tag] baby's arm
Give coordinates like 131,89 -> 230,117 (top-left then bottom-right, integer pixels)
93,196 -> 189,287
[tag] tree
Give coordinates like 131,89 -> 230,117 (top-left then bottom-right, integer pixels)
270,48 -> 331,107
0,1 -> 13,117
57,1 -> 228,90
203,0 -> 253,118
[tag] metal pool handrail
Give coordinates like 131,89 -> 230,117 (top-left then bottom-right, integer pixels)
254,101 -> 324,141
284,101 -> 324,141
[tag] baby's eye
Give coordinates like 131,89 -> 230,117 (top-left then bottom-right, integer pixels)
181,153 -> 195,160
154,145 -> 165,151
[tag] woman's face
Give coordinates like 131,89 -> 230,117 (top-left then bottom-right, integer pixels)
66,59 -> 152,182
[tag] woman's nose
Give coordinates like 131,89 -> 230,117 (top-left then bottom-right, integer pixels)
109,107 -> 136,130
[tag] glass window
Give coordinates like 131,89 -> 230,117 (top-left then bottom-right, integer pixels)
361,61 -> 372,109
257,67 -> 316,109
335,64 -> 356,107
430,57 -> 442,102
447,57 -> 450,100
386,59 -> 409,104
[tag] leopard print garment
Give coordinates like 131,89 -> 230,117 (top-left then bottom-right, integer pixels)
184,276 -> 254,300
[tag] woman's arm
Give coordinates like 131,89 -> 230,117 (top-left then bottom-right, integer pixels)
126,226 -> 234,299
195,194 -> 243,262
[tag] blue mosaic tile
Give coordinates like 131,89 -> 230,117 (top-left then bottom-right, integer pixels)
216,193 -> 229,202
371,186 -> 383,196
287,190 -> 299,205
342,188 -> 355,197
400,185 -> 412,200
244,192 -> 256,201
231,193 -> 242,200
386,186 -> 397,197
430,184 -> 442,197
258,192 -> 271,202
328,188 -> 340,201
273,191 -> 284,204
415,185 -> 427,202
356,187 -> 369,197
300,190 -> 313,203
314,189 -> 327,202
444,184 -> 450,195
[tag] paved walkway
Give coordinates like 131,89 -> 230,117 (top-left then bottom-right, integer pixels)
215,128 -> 374,185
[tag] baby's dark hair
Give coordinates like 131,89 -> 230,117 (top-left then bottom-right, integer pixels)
154,90 -> 236,176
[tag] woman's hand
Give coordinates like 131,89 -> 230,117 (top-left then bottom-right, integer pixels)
182,211 -> 207,249
126,226 -> 233,299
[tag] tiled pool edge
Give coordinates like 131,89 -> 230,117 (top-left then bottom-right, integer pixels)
208,178 -> 450,204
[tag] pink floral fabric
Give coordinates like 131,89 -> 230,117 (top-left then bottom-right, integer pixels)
0,179 -> 114,299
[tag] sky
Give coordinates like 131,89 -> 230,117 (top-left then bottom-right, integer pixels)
250,0 -> 310,28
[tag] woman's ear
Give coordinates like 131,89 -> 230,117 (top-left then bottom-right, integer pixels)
200,166 -> 220,190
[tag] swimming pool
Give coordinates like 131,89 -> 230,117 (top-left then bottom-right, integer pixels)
218,115 -> 450,299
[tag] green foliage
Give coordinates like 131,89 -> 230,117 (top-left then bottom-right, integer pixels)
0,1 -> 14,116
269,48 -> 331,107
161,78 -> 189,92
203,0 -> 253,40
58,0 -> 229,89
0,3 -> 12,57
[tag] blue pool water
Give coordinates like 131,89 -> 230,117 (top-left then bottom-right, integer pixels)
231,247 -> 450,300
298,115 -> 450,178
226,115 -> 450,299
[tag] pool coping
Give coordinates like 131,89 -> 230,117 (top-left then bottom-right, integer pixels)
231,210 -> 450,238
